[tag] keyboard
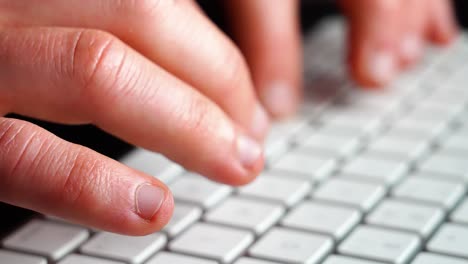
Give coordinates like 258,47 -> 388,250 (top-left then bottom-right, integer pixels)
1,17 -> 468,264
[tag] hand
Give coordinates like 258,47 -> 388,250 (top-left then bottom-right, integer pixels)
0,0 -> 269,235
341,0 -> 459,87
227,0 -> 458,118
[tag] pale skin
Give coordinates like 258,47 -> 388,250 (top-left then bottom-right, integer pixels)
0,0 -> 458,235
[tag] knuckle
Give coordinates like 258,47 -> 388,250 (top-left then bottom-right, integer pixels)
0,118 -> 110,208
179,95 -> 212,134
70,29 -> 128,111
0,119 -> 48,189
115,0 -> 170,18
60,147 -> 109,207
216,46 -> 249,97
0,119 -> 35,167
0,119 -> 24,164
371,0 -> 400,13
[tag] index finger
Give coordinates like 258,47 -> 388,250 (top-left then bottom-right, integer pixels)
3,0 -> 270,140
0,27 -> 264,186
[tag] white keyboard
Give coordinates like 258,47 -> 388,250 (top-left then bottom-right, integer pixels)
2,18 -> 468,264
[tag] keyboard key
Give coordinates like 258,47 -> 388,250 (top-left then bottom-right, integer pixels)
442,132 -> 468,154
170,174 -> 232,209
451,198 -> 468,225
234,257 -> 281,264
58,254 -> 125,264
322,111 -> 384,136
205,197 -> 284,235
281,201 -> 361,240
163,203 -> 202,237
265,118 -> 309,163
411,252 -> 468,264
120,149 -> 183,184
419,152 -> 468,181
146,252 -> 217,264
0,249 -> 47,264
2,220 -> 89,261
389,118 -> 447,141
338,226 -> 421,264
392,176 -> 465,209
347,88 -> 404,113
267,118 -> 309,143
341,155 -> 409,185
427,223 -> 468,259
272,152 -> 337,181
80,232 -> 166,264
366,199 -> 444,238
249,227 -> 333,264
169,223 -> 254,264
291,124 -> 318,145
313,178 -> 386,212
366,135 -> 429,162
299,132 -> 361,159
407,101 -> 462,124
319,123 -> 364,139
328,95 -> 393,118
426,88 -> 468,106
238,175 -> 311,207
322,255 -> 385,264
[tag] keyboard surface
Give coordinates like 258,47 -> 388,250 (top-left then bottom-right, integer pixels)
2,18 -> 468,264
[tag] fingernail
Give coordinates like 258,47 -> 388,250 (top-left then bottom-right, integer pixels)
261,81 -> 296,117
135,183 -> 165,220
251,104 -> 270,140
400,34 -> 423,61
366,50 -> 397,85
237,133 -> 263,170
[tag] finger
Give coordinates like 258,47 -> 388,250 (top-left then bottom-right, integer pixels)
226,0 -> 302,118
1,0 -> 269,140
0,27 -> 264,186
427,0 -> 459,45
341,0 -> 403,87
0,118 -> 173,235
398,0 -> 426,66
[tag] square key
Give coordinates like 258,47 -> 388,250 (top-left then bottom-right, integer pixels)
338,225 -> 421,264
411,253 -> 468,264
249,227 -> 333,264
205,197 -> 284,235
392,176 -> 465,209
322,255 -> 385,264
2,220 -> 89,261
0,250 -> 47,264
169,223 -> 254,264
80,232 -> 166,264
366,199 -> 444,238
427,223 -> 468,259
341,155 -> 409,185
146,252 -> 217,264
313,178 -> 386,212
282,201 -> 361,240
451,198 -> 468,225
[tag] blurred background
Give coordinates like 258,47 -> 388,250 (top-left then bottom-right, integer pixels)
197,0 -> 468,34
2,0 -> 468,235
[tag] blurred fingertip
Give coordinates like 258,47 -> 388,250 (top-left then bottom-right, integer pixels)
351,47 -> 399,88
208,129 -> 265,186
236,132 -> 264,170
260,81 -> 298,119
250,103 -> 271,141
430,26 -> 459,46
400,33 -> 424,65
